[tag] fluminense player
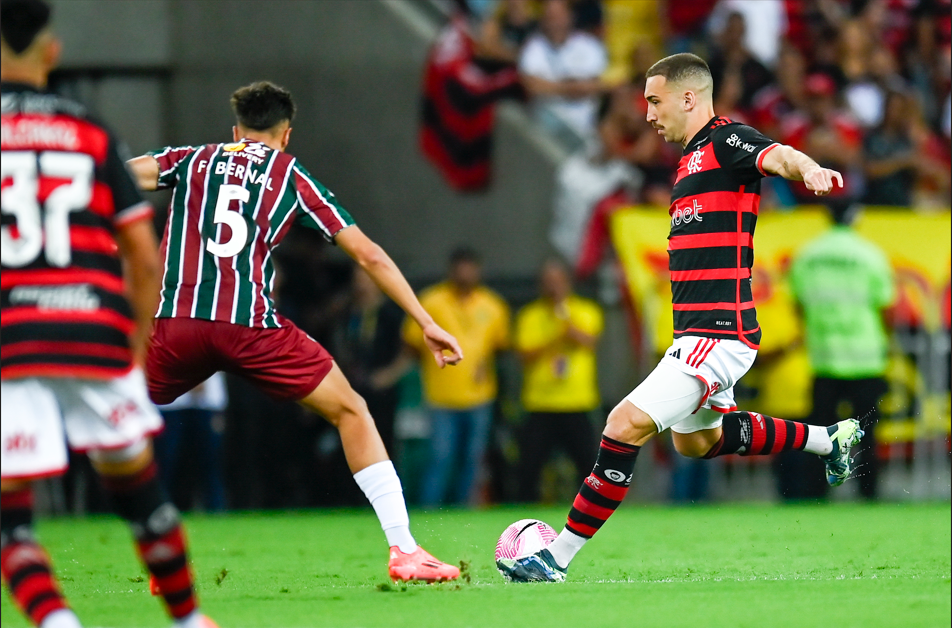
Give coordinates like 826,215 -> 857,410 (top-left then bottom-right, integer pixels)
127,81 -> 462,583
0,1 -> 215,626
498,53 -> 865,583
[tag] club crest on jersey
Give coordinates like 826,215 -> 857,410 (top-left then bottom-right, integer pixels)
686,149 -> 705,174
671,199 -> 703,226
223,142 -> 246,152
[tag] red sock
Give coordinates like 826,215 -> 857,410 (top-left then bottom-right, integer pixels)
100,463 -> 197,619
566,437 -> 640,539
135,524 -> 196,618
704,411 -> 809,457
1,489 -> 70,625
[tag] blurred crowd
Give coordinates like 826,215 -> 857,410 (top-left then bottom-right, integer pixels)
436,0 -> 951,275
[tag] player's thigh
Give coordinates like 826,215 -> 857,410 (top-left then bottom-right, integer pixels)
52,369 -> 163,453
623,362 -> 706,435
298,361 -> 369,426
1,379 -> 68,482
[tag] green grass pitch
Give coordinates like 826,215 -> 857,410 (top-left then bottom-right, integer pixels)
2,503 -> 949,628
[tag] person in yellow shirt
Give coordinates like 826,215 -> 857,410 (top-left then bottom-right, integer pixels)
515,259 -> 602,502
402,248 -> 510,507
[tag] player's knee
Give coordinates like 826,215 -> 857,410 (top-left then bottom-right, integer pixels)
331,391 -> 372,428
604,401 -> 656,445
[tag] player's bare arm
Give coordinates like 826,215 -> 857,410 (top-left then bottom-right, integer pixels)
760,144 -> 844,196
115,218 -> 162,367
335,226 -> 464,368
127,155 -> 160,191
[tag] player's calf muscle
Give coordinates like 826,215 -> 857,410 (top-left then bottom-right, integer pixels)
672,429 -> 721,458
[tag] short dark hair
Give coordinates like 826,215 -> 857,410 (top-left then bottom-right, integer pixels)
449,246 -> 481,266
646,53 -> 713,91
230,81 -> 296,131
1,0 -> 51,54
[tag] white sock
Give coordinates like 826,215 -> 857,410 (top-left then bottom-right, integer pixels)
546,528 -> 588,569
353,460 -> 417,553
40,609 -> 82,628
804,424 -> 833,456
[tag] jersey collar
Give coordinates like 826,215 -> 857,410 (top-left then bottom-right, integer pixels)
684,116 -> 727,154
1,81 -> 43,94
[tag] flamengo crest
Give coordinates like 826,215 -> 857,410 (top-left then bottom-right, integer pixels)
686,149 -> 705,174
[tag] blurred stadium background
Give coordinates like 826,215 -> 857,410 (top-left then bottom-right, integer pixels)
32,0 -> 950,516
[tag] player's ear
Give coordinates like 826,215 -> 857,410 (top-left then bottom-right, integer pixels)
232,126 -> 240,142
280,126 -> 292,151
43,36 -> 61,73
683,90 -> 697,112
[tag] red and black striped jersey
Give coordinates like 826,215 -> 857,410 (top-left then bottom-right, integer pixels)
667,116 -> 779,349
1,82 -> 152,380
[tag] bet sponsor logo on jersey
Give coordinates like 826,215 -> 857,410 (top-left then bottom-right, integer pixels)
725,133 -> 756,152
671,199 -> 703,227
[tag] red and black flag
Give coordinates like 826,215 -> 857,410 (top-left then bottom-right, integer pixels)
419,16 -> 522,191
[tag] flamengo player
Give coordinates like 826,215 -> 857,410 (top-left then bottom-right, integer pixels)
127,81 -> 462,582
0,1 -> 216,627
498,53 -> 865,583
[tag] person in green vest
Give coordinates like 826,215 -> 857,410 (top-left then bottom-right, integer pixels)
790,205 -> 894,499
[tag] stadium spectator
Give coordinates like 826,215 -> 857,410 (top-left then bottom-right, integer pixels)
751,42 -> 807,140
708,0 -> 787,68
707,11 -> 774,112
155,374 -> 228,513
781,73 -> 862,206
515,259 -> 602,502
659,0 -> 718,54
402,248 -> 510,507
863,89 -> 926,206
550,90 -> 644,275
570,0 -> 604,37
518,0 -> 608,139
330,268 -> 406,458
841,23 -> 907,128
790,205 -> 895,500
475,0 -> 538,64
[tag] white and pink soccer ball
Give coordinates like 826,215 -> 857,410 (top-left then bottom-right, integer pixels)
495,519 -> 558,562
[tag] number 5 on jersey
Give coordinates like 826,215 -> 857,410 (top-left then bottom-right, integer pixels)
206,184 -> 249,258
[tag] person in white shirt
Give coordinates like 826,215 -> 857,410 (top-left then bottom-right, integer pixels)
518,0 -> 607,138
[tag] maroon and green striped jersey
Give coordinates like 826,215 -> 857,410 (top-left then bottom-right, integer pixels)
151,139 -> 355,328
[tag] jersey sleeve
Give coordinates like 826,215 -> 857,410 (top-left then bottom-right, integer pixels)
713,123 -> 781,182
291,163 -> 356,242
149,145 -> 199,190
104,136 -> 152,227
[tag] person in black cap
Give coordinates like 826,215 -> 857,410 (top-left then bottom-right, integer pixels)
0,1 -> 216,626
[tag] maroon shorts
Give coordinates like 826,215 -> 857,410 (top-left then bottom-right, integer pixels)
147,316 -> 334,405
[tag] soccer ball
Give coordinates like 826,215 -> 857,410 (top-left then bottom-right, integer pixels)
495,519 -> 557,567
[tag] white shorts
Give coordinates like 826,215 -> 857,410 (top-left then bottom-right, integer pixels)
1,369 -> 163,480
625,336 -> 757,434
